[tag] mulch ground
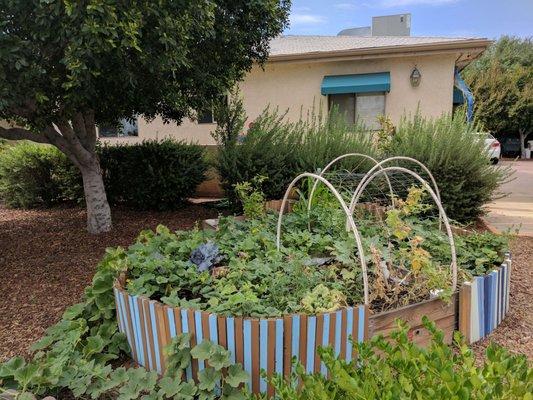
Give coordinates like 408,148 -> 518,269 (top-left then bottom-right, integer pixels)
0,206 -> 531,363
0,204 -> 220,362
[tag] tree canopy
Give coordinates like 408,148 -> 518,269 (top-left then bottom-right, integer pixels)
0,0 -> 290,232
464,36 -> 532,155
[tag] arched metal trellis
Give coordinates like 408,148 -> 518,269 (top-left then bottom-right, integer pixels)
351,166 -> 457,291
276,172 -> 370,305
307,153 -> 394,214
348,156 -> 443,228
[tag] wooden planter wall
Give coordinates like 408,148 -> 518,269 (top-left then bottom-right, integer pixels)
113,283 -> 368,395
114,253 -> 512,395
459,254 -> 512,344
369,294 -> 457,347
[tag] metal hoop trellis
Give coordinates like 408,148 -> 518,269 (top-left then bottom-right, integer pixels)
307,153 -> 395,214
351,166 -> 457,292
348,156 -> 443,228
275,172 -> 370,305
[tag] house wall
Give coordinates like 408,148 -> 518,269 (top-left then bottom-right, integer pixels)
102,53 -> 457,146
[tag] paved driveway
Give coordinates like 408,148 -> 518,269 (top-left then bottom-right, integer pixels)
484,160 -> 533,236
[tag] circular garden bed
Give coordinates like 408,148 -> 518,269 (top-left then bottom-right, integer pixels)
112,159 -> 512,395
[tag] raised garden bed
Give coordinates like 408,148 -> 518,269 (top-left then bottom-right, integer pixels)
112,160 -> 512,395
114,280 -> 368,396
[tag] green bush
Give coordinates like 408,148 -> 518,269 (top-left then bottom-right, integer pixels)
385,114 -> 510,222
214,106 -> 377,207
0,139 -> 208,210
269,318 -> 532,400
99,139 -> 208,210
0,142 -> 81,207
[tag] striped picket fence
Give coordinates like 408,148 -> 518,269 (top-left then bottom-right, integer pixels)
113,282 -> 369,395
459,253 -> 512,343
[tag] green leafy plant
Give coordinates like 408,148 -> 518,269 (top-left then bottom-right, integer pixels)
234,175 -> 267,219
214,106 -> 377,207
386,113 -> 510,222
267,318 -> 532,400
0,247 -> 249,399
0,0 -> 290,233
0,139 -> 208,211
0,141 -> 82,207
120,186 -> 508,318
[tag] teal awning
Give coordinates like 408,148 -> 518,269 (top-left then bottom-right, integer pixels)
453,86 -> 465,104
321,72 -> 390,95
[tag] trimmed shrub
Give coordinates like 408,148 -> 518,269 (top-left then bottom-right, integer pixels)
0,139 -> 208,210
385,114 -> 510,222
0,142 -> 82,207
214,107 -> 378,206
99,139 -> 208,210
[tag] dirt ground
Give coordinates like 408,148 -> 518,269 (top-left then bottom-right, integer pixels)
0,206 -> 531,363
0,204 -> 220,361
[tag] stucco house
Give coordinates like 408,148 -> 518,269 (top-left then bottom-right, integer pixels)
100,35 -> 490,146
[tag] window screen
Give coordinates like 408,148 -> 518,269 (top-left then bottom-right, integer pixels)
328,93 -> 385,130
355,94 -> 385,130
329,93 -> 355,124
197,110 -> 214,124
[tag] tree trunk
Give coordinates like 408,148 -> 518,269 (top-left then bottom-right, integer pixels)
79,155 -> 112,234
519,130 -> 531,159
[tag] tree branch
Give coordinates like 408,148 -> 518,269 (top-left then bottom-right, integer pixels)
83,110 -> 97,152
55,118 -> 95,168
72,112 -> 88,149
0,126 -> 50,144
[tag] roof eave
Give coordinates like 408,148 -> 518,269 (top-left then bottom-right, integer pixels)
268,38 -> 493,63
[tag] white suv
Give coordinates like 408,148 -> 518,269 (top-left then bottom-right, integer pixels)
477,132 -> 501,164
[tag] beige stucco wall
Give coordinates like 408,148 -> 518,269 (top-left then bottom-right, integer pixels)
102,53 -> 456,146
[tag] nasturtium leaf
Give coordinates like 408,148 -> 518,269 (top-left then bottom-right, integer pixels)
225,364 -> 249,388
17,392 -> 36,400
63,303 -> 86,320
208,348 -> 231,371
158,376 -> 182,397
198,367 -> 220,392
190,340 -> 215,361
222,385 -> 246,400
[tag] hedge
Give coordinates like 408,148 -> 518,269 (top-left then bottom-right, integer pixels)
0,139 -> 208,210
99,139 -> 207,210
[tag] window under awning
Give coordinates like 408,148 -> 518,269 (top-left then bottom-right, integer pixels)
321,72 -> 391,95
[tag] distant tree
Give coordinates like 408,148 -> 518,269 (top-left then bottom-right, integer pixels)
0,0 -> 290,233
464,36 -> 533,157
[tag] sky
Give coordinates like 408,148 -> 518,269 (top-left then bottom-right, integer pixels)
285,0 -> 533,39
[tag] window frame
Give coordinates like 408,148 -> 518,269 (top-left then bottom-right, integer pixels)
197,95 -> 229,125
98,117 -> 139,138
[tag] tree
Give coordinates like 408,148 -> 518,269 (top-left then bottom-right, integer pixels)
0,0 -> 290,233
464,36 -> 533,157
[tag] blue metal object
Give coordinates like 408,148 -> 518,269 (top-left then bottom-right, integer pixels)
454,68 -> 474,121
321,72 -> 391,95
453,87 -> 465,104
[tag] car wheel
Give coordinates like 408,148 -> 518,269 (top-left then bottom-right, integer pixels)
491,158 -> 499,165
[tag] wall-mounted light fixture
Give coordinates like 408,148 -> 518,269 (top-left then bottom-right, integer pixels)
410,66 -> 421,87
